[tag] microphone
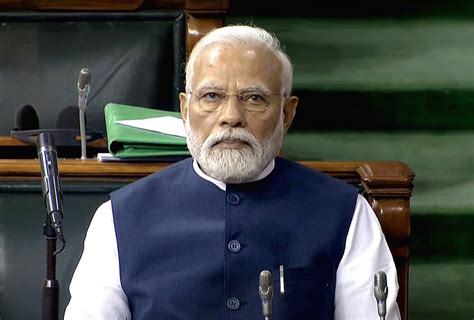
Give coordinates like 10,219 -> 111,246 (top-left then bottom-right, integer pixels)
56,105 -> 83,129
77,68 -> 91,160
37,132 -> 65,250
77,68 -> 91,111
374,271 -> 388,320
14,104 -> 39,131
259,270 -> 273,320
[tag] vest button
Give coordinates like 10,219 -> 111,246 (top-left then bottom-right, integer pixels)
227,297 -> 240,310
226,193 -> 240,205
228,240 -> 241,253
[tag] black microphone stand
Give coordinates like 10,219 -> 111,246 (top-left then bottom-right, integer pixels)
42,213 -> 65,320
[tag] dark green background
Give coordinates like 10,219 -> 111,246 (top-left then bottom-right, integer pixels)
228,1 -> 474,319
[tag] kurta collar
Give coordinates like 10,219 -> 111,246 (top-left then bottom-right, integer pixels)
192,158 -> 275,191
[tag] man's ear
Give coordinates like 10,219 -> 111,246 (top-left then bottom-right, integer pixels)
282,95 -> 298,133
179,92 -> 188,123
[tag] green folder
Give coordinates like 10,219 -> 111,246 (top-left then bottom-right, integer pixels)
104,103 -> 190,158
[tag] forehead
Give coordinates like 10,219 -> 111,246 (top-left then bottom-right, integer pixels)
191,43 -> 282,91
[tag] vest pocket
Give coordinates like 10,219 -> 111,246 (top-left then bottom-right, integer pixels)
272,265 -> 335,320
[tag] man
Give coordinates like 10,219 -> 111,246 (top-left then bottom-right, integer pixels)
65,25 -> 400,319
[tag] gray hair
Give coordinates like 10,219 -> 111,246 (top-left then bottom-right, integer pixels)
184,25 -> 294,96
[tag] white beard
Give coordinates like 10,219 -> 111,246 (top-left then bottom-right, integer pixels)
185,115 -> 285,184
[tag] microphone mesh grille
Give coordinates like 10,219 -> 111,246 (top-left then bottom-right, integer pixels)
374,271 -> 387,289
259,270 -> 272,291
78,68 -> 91,90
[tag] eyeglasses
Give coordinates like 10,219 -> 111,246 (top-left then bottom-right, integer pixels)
190,89 -> 285,112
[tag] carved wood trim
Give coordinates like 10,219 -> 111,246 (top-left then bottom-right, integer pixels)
357,162 -> 413,246
185,13 -> 224,56
184,0 -> 228,12
357,162 -> 414,320
184,0 -> 228,54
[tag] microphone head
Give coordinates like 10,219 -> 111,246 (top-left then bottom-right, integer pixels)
374,271 -> 388,300
14,104 -> 39,131
259,270 -> 273,317
374,271 -> 387,290
36,132 -> 57,151
56,105 -> 83,129
259,270 -> 273,300
77,68 -> 91,90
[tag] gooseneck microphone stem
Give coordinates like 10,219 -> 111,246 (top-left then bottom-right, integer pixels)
77,68 -> 91,160
374,271 -> 388,320
37,132 -> 65,320
42,223 -> 59,320
259,270 -> 273,320
79,109 -> 87,159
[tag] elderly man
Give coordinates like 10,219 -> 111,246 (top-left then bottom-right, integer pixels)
65,25 -> 400,319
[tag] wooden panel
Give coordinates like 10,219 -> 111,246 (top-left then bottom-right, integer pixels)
185,0 -> 228,12
27,0 -> 144,11
184,0 -> 228,54
0,136 -> 32,147
0,158 -> 411,182
0,0 -> 228,11
0,0 -> 25,8
357,162 -> 413,320
144,0 -> 183,9
186,13 -> 224,55
0,136 -> 107,148
0,0 -> 228,60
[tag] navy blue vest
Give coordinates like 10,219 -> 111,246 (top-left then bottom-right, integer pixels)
111,157 -> 358,319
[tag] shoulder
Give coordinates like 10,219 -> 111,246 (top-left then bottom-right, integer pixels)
274,157 -> 358,195
111,158 -> 193,198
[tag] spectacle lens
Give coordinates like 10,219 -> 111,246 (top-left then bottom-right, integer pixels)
193,90 -> 282,112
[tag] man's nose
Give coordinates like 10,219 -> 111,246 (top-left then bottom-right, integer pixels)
218,95 -> 247,128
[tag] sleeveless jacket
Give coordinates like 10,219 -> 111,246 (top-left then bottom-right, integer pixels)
111,157 -> 358,319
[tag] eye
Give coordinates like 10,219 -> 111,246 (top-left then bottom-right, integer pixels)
242,92 -> 267,105
200,91 -> 224,103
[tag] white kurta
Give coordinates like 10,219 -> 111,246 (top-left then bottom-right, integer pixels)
65,159 -> 401,320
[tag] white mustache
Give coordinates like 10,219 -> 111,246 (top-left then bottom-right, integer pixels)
205,129 -> 256,149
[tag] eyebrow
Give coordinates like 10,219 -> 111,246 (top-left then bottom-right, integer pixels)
195,82 -> 272,95
240,85 -> 272,95
194,81 -> 222,92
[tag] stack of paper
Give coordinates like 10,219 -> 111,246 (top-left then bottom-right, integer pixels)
102,103 -> 190,161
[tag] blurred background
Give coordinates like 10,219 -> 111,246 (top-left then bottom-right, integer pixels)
0,1 -> 473,319
227,1 -> 474,318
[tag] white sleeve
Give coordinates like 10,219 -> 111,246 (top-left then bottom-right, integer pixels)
334,194 -> 401,320
64,200 -> 131,320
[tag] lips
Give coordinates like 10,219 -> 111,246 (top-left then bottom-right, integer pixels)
212,139 -> 250,148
